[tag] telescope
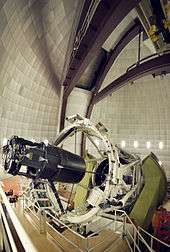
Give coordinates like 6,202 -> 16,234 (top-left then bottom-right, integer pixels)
3,136 -> 86,212
2,115 -> 143,224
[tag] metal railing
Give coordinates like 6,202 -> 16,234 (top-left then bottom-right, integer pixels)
126,49 -> 170,72
102,210 -> 170,252
0,185 -> 37,252
22,193 -> 170,252
100,211 -> 154,252
139,226 -> 170,251
23,194 -> 126,252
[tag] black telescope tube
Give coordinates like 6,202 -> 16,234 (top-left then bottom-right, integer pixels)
3,136 -> 86,184
36,146 -> 86,183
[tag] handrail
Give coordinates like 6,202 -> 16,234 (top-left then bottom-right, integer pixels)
125,213 -> 153,252
126,49 -> 170,72
23,193 -> 84,238
106,209 -> 170,251
126,53 -> 158,72
22,191 -> 169,252
23,194 -> 125,252
100,210 -> 153,252
0,185 -> 37,252
0,204 -> 18,252
44,210 -> 84,252
23,194 -> 85,251
139,226 -> 170,249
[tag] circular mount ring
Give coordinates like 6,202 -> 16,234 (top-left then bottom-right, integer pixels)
54,114 -> 120,224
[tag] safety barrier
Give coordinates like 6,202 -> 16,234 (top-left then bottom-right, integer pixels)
1,184 -> 169,252
22,193 -> 170,252
22,192 -> 168,252
139,226 -> 170,251
100,211 -> 153,252
23,194 -> 125,252
0,185 -> 37,252
126,49 -> 170,72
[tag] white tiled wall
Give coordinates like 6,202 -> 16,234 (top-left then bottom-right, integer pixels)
91,36 -> 170,180
92,74 -> 170,179
63,87 -> 92,154
0,0 -> 80,146
100,36 -> 151,90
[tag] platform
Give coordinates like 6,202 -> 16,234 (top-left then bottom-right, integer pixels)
14,200 -> 130,252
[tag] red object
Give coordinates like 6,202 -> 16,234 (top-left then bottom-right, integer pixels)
153,208 -> 170,250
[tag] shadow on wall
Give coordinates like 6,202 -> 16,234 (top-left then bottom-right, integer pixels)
28,0 -> 60,95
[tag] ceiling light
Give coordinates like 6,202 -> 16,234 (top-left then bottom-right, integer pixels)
159,142 -> 163,149
146,141 -> 151,149
121,140 -> 126,148
134,141 -> 138,148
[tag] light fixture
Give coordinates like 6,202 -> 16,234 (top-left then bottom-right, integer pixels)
121,140 -> 126,148
159,142 -> 163,149
134,141 -> 138,148
146,141 -> 151,149
2,138 -> 7,146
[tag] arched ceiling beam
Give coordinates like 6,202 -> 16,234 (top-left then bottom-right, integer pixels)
81,52 -> 170,156
92,21 -> 142,94
64,0 -> 141,97
85,20 -> 142,118
60,0 -> 141,131
81,22 -> 142,155
93,53 -> 170,104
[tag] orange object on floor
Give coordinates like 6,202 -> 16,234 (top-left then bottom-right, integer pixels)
2,176 -> 20,196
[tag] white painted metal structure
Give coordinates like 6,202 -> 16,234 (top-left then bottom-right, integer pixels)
22,192 -> 170,252
53,114 -> 142,224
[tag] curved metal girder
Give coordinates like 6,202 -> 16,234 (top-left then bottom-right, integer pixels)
93,53 -> 170,104
60,0 -> 141,131
93,21 -> 142,95
82,52 -> 170,154
85,21 -> 142,119
81,21 -> 142,155
60,96 -> 68,132
64,0 -> 141,97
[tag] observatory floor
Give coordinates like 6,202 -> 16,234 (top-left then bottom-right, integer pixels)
14,203 -> 63,252
14,201 -> 130,252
